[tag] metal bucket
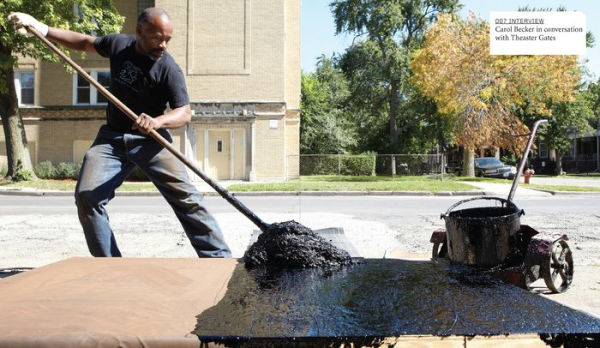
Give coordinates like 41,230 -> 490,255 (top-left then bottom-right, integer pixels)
441,197 -> 524,267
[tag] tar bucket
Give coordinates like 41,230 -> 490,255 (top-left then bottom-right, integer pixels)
441,197 -> 524,267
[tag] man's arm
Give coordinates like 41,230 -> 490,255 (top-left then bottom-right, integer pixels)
47,28 -> 97,54
132,104 -> 192,134
8,12 -> 97,54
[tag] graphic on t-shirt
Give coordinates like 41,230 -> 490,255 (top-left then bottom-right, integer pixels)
118,61 -> 142,88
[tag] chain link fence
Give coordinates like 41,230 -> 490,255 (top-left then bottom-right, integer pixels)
287,154 -> 448,179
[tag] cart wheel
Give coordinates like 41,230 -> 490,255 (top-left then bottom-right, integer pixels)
542,239 -> 574,293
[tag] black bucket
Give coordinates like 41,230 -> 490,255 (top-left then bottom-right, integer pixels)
441,197 -> 524,267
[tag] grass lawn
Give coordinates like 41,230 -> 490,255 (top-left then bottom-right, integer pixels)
0,179 -> 157,192
453,177 -> 515,184
227,175 -> 477,192
0,175 -> 478,192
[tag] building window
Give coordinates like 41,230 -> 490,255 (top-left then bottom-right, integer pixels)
138,0 -> 155,15
73,70 -> 110,105
14,71 -> 35,105
217,140 -> 223,153
539,140 -> 548,158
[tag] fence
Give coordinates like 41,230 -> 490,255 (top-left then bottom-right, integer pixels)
287,154 -> 447,179
561,156 -> 599,174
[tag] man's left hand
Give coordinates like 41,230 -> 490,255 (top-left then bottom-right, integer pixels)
132,113 -> 161,134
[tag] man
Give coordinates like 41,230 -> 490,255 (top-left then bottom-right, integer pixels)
9,8 -> 232,258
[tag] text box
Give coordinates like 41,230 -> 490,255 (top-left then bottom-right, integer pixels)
490,11 -> 586,55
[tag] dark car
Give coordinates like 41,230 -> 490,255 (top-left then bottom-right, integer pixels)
475,157 -> 517,179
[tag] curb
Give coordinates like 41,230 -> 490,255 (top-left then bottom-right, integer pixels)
529,188 -> 600,196
0,189 -> 486,197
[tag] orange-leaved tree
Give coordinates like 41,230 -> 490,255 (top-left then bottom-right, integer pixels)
411,13 -> 580,176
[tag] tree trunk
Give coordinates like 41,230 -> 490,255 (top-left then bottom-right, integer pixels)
462,147 -> 475,177
555,154 -> 563,176
388,80 -> 400,152
0,48 -> 36,181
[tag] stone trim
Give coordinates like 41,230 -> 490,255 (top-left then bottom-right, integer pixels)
18,106 -> 105,121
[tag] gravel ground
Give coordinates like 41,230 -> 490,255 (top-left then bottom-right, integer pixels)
1,208 -> 598,268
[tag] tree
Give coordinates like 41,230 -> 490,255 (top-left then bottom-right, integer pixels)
588,78 -> 600,129
300,56 -> 356,154
412,14 -> 580,176
0,1 -> 123,180
338,42 -> 450,154
541,90 -> 595,174
330,0 -> 460,153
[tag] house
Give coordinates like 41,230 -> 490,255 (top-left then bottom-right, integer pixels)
2,0 -> 301,181
550,129 -> 599,174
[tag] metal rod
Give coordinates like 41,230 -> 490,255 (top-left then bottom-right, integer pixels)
27,26 -> 271,231
507,119 -> 548,202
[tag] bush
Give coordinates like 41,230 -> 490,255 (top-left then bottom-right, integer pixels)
11,160 -> 32,181
341,154 -> 375,176
35,161 -> 55,179
55,162 -> 80,179
34,161 -> 80,179
300,154 -> 376,176
0,163 -> 7,177
300,155 -> 340,175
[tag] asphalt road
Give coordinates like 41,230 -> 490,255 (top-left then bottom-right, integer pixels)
1,194 -> 599,267
2,194 -> 600,215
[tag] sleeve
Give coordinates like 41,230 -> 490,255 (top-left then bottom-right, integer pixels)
165,64 -> 190,109
93,34 -> 124,58
93,35 -> 113,58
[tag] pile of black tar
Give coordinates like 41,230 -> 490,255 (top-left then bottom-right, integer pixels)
243,220 -> 353,269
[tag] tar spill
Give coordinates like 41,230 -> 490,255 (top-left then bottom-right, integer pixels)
243,220 -> 354,269
194,259 -> 600,345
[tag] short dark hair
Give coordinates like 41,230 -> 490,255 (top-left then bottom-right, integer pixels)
137,7 -> 169,25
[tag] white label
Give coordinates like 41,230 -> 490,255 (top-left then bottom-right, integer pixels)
269,120 -> 278,129
490,12 -> 586,55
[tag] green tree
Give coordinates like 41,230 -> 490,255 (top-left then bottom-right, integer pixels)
338,42 -> 450,154
330,0 -> 460,153
0,1 -> 123,180
542,90 -> 595,174
588,78 -> 600,128
300,56 -> 356,154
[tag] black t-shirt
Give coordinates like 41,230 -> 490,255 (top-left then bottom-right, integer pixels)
93,34 -> 190,132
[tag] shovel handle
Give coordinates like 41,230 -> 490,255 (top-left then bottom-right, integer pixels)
507,119 -> 548,202
27,26 -> 270,232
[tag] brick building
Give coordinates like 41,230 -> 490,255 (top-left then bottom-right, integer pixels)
2,0 -> 301,181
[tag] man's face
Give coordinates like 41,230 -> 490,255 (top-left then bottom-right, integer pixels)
136,15 -> 173,60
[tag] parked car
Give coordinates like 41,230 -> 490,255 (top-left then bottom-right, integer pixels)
475,157 -> 517,179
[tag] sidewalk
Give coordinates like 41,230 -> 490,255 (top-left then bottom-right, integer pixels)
463,181 -> 552,198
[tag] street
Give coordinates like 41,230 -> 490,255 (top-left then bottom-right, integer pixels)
1,194 -> 600,268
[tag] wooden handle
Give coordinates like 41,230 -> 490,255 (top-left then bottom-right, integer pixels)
507,119 -> 548,202
27,26 -> 270,231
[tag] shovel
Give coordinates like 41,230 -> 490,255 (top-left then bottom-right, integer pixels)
25,26 -> 275,231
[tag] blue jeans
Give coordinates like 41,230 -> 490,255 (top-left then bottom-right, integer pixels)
75,125 -> 231,258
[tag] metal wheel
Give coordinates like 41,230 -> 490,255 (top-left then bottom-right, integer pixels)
542,239 -> 573,293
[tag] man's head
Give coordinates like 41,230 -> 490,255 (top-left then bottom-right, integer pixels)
136,8 -> 172,60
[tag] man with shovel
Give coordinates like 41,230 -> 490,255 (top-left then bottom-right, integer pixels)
9,8 -> 232,258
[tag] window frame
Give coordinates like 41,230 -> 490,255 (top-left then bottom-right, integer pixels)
14,70 -> 35,106
72,69 -> 110,105
539,140 -> 549,158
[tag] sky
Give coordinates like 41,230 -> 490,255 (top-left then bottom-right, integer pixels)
301,0 -> 600,81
